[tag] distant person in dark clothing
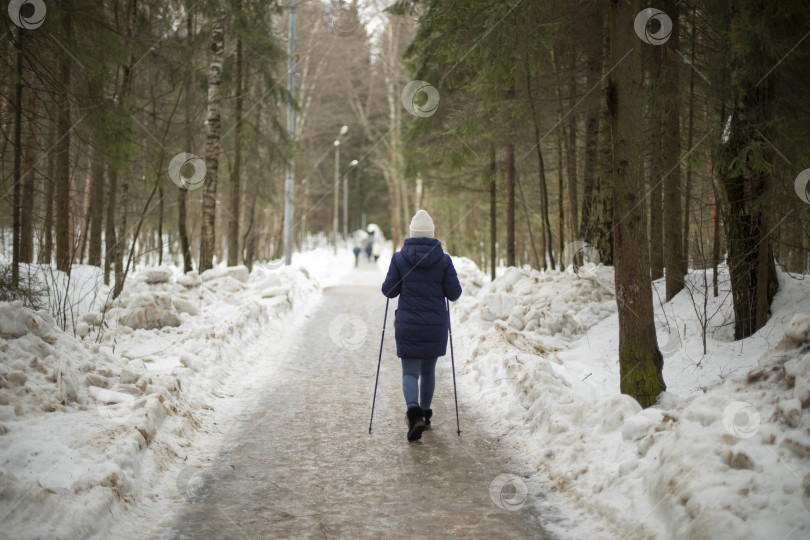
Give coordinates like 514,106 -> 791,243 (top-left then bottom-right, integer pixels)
352,232 -> 364,267
381,210 -> 462,442
365,230 -> 375,260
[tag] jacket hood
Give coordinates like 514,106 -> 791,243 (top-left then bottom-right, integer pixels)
400,237 -> 444,268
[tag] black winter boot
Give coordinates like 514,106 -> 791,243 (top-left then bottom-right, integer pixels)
423,409 -> 433,430
406,407 -> 426,442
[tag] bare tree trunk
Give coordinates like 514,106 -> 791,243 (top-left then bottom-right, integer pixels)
518,173 -> 541,269
557,143 -> 565,268
104,162 -> 117,284
384,16 -> 403,248
263,210 -> 272,259
711,164 -> 720,297
200,21 -> 225,272
177,179 -> 192,271
715,16 -> 778,339
0,44 -> 9,137
11,27 -> 24,284
719,129 -> 777,339
88,144 -> 104,266
274,212 -> 284,257
112,0 -> 138,299
21,89 -> 36,264
682,5 -> 697,274
227,11 -> 243,267
506,139 -> 516,267
551,46 -> 566,268
55,4 -> 73,274
242,194 -> 257,271
580,8 -> 603,246
663,0 -> 683,300
39,124 -> 56,265
526,73 -> 553,269
215,204 -> 224,262
157,182 -> 163,265
76,161 -> 92,263
712,78 -> 726,298
178,9 -> 194,273
388,172 -> 401,246
113,178 -> 128,297
566,43 -> 579,243
400,177 -> 411,238
387,159 -> 400,251
610,0 -> 665,407
649,46 -> 664,280
590,22 -> 614,266
489,144 -> 497,280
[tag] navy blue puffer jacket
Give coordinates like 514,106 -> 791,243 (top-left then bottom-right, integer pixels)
381,238 -> 462,359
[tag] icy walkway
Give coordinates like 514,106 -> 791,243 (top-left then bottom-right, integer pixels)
162,265 -> 553,538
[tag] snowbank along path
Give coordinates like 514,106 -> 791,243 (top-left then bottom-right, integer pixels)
161,264 -> 556,538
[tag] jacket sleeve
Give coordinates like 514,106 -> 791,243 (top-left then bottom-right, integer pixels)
443,257 -> 463,301
381,255 -> 402,298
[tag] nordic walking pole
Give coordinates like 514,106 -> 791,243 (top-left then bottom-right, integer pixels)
369,298 -> 390,434
447,298 -> 461,436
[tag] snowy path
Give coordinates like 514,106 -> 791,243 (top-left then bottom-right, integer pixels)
159,266 -> 553,539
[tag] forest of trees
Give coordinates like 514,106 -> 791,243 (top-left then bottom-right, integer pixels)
397,0 -> 810,403
2,0 -> 809,406
1,0 -> 395,295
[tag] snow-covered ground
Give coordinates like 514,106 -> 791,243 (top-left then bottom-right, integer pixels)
451,259 -> 810,539
0,248 -> 356,539
2,243 -> 809,539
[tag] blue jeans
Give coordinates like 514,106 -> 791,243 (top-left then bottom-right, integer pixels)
401,358 -> 438,410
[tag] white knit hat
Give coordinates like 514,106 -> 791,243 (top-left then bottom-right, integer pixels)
409,209 -> 435,238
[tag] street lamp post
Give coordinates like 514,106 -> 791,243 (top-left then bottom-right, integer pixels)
333,139 -> 340,254
333,125 -> 348,254
344,159 -> 358,241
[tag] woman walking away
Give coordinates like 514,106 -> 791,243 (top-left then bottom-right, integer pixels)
381,210 -> 462,442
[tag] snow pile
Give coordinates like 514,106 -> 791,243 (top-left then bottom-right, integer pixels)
641,320 -> 810,539
453,262 -> 617,341
0,303 -> 89,418
117,292 -> 182,330
0,254 -> 347,539
453,261 -> 810,539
